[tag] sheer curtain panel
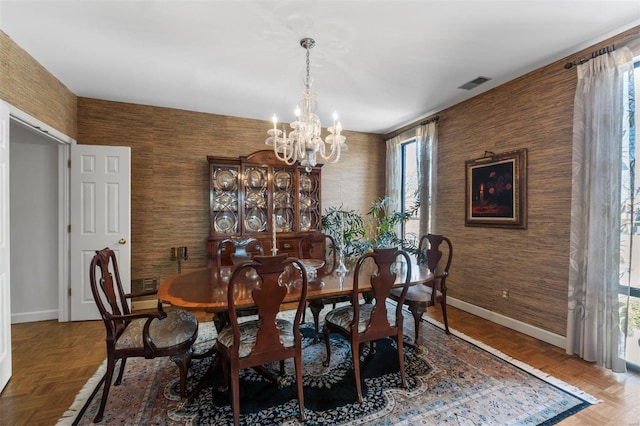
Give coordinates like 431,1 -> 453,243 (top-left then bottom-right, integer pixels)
566,47 -> 634,373
386,136 -> 403,234
416,121 -> 437,235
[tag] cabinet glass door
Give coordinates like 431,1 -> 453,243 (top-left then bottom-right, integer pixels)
299,171 -> 321,231
243,165 -> 268,234
273,168 -> 295,232
211,166 -> 239,234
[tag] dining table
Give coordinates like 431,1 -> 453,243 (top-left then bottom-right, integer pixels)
158,257 -> 434,340
157,257 -> 434,321
157,256 -> 434,404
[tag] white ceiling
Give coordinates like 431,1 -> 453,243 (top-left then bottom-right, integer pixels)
1,1 -> 639,134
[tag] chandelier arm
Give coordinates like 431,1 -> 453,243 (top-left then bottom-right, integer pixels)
274,148 -> 298,165
273,135 -> 298,165
318,142 -> 341,163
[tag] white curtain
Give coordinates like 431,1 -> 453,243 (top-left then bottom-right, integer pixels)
566,47 -> 634,373
416,121 -> 438,235
386,135 -> 403,218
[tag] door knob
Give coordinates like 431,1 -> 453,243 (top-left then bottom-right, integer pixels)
118,238 -> 127,245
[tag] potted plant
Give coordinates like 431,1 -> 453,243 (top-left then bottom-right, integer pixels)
322,206 -> 368,267
322,196 -> 424,265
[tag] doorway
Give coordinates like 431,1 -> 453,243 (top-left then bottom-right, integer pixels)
9,120 -> 63,323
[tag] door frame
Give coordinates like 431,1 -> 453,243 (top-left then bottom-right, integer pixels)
8,105 -> 75,322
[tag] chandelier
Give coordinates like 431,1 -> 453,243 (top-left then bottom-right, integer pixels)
266,37 -> 347,172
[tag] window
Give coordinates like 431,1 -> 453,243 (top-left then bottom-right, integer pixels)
400,138 -> 421,246
620,59 -> 640,370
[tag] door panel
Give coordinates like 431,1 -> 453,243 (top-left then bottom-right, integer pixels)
0,102 -> 11,392
70,144 -> 130,321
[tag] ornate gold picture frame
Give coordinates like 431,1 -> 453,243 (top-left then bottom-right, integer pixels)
465,149 -> 527,229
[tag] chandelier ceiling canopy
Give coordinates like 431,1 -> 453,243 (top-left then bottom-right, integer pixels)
266,37 -> 347,172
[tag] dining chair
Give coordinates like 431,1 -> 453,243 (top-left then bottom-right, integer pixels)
298,231 -> 337,273
216,237 -> 265,268
322,247 -> 411,403
211,237 -> 266,330
89,247 -> 198,423
389,234 -> 452,350
215,254 -> 308,425
298,232 -> 345,342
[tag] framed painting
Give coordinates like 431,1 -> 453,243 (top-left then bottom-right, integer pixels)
465,148 -> 527,229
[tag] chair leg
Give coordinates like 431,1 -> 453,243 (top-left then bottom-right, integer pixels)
171,349 -> 193,398
95,356 -> 116,423
352,337 -> 363,403
322,326 -> 332,367
397,332 -> 407,388
230,360 -> 241,426
294,354 -> 306,421
408,305 -> 426,351
440,298 -> 450,334
114,358 -> 127,385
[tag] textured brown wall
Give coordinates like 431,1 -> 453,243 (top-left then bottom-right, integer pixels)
432,26 -> 640,336
0,30 -> 77,138
77,98 -> 384,284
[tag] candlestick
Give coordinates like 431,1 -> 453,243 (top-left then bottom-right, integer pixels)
336,211 -> 348,274
340,212 -> 344,248
271,213 -> 278,255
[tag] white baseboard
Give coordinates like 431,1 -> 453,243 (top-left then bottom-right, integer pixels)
11,309 -> 58,324
447,297 -> 566,349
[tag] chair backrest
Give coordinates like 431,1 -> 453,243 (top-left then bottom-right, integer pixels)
226,254 -> 308,360
298,231 -> 337,273
89,247 -> 130,341
419,234 -> 453,302
419,234 -> 453,278
216,237 -> 265,268
352,247 -> 411,338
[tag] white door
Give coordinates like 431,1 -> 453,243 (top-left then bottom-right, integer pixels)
70,144 -> 130,321
0,102 -> 12,392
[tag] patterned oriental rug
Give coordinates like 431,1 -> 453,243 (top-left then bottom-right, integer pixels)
58,308 -> 598,425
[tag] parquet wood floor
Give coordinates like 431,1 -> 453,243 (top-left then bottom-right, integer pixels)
0,306 -> 638,425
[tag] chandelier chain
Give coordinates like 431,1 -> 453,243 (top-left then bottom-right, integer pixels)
306,46 -> 311,89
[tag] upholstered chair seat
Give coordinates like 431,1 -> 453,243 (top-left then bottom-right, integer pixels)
116,309 -> 198,351
217,318 -> 295,358
324,303 -> 400,334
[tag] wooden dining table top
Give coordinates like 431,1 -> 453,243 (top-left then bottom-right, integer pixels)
157,259 -> 434,313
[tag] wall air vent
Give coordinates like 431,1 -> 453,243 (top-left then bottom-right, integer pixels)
458,76 -> 492,90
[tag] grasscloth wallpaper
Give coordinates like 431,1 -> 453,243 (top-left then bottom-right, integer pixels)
2,25 -> 639,339
0,31 -> 77,138
432,26 -> 639,336
76,98 -> 385,285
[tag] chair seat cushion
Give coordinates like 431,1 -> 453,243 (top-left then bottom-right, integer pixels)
390,284 -> 436,303
116,309 -> 198,351
217,318 -> 295,358
325,303 -> 399,334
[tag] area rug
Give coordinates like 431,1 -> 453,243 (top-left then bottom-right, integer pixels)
58,306 -> 599,425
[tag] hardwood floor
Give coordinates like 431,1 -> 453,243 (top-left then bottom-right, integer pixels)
1,306 -> 639,425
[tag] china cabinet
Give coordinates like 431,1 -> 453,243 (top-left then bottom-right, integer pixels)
207,150 -> 323,263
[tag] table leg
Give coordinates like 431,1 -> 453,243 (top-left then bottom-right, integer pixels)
308,299 -> 325,343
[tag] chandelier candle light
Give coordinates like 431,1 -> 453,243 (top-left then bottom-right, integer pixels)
266,37 -> 347,172
336,211 -> 348,274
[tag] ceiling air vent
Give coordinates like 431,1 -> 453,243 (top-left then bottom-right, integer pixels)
458,76 -> 491,90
